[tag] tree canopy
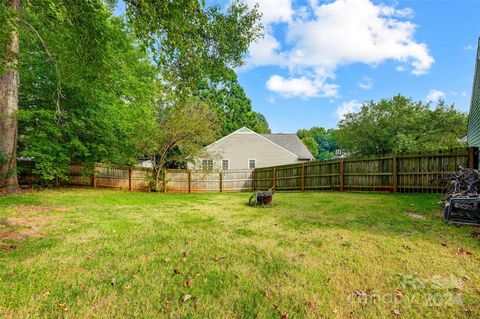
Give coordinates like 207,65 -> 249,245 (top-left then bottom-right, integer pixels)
0,0 -> 267,188
196,70 -> 271,136
336,95 -> 467,156
297,127 -> 337,160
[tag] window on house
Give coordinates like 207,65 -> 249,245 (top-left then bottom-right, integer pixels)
248,159 -> 256,169
222,159 -> 229,170
202,159 -> 213,170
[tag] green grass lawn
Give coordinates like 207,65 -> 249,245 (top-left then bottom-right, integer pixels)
0,189 -> 479,318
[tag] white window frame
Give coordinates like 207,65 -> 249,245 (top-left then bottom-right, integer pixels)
222,159 -> 229,171
201,159 -> 213,171
248,158 -> 257,169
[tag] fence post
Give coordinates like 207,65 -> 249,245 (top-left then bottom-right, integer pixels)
272,167 -> 276,191
128,168 -> 132,191
219,171 -> 223,193
252,169 -> 255,192
188,171 -> 192,193
339,160 -> 344,191
392,156 -> 397,193
301,162 -> 305,192
163,169 -> 167,193
92,163 -> 98,188
468,147 -> 479,169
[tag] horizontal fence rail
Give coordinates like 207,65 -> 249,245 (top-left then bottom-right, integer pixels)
253,147 -> 478,193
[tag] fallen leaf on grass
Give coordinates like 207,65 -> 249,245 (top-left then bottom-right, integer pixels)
307,300 -> 316,309
164,258 -> 171,263
395,289 -> 404,299
111,278 -> 116,286
462,275 -> 471,281
86,255 -> 94,260
392,309 -> 401,315
181,294 -> 191,302
184,279 -> 192,287
263,291 -> 270,298
441,243 -> 448,247
183,251 -> 189,257
173,269 -> 181,275
457,248 -> 474,255
214,256 -> 225,261
181,258 -> 187,262
281,312 -> 289,318
353,289 -> 368,297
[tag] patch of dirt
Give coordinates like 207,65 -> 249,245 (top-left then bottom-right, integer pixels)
1,243 -> 17,251
0,214 -> 61,240
5,215 -> 58,227
12,205 -> 71,214
0,227 -> 41,240
407,211 -> 426,219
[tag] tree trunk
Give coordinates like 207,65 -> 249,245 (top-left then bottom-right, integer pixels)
0,0 -> 20,193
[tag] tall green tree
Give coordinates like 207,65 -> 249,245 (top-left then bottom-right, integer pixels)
136,98 -> 219,191
18,17 -> 157,182
196,70 -> 270,136
336,95 -> 468,156
297,127 -> 337,160
0,0 -> 261,191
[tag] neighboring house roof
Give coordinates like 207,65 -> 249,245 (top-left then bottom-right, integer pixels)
467,37 -> 480,147
205,127 -> 314,160
260,133 -> 314,160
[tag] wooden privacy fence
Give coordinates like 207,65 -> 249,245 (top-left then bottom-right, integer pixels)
68,163 -> 153,191
165,169 -> 253,193
18,148 -> 478,194
253,148 -> 479,193
63,164 -> 253,193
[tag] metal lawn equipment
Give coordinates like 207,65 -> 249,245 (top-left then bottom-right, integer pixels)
440,167 -> 480,225
444,195 -> 480,225
249,187 -> 275,207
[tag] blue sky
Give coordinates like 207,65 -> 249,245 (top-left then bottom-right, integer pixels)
116,0 -> 480,133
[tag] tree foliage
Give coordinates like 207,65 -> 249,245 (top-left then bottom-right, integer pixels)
137,98 -> 219,190
196,70 -> 270,136
124,0 -> 262,94
1,0 -> 265,186
336,95 -> 468,156
297,127 -> 337,160
18,15 -> 158,182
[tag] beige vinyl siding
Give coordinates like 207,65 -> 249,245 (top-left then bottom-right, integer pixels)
193,131 -> 299,170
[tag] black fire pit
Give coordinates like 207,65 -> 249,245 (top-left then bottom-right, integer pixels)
249,187 -> 275,207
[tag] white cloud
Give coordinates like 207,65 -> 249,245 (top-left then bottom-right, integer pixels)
464,44 -> 474,51
425,89 -> 445,103
335,100 -> 362,120
357,77 -> 373,90
244,0 -> 434,98
243,0 -> 293,24
266,75 -> 339,98
395,65 -> 406,72
246,33 -> 286,67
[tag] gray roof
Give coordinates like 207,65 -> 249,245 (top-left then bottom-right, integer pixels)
261,134 -> 314,160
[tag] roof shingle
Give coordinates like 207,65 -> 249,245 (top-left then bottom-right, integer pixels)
261,134 -> 314,160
